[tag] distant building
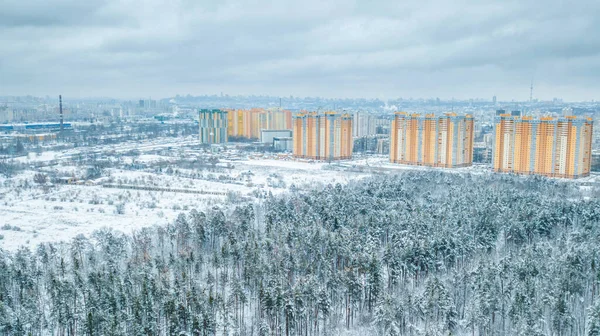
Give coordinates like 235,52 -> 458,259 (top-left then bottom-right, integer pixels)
353,112 -> 378,137
292,112 -> 353,160
353,112 -> 391,137
260,129 -> 292,144
139,99 -> 157,109
199,109 -> 228,144
592,151 -> 600,172
376,138 -> 389,155
56,177 -> 77,184
389,112 -> 474,168
493,96 -> 497,105
0,107 -> 13,123
483,133 -> 494,147
562,107 -> 573,117
273,137 -> 293,152
353,136 -> 381,154
493,114 -> 593,178
0,123 -> 72,132
473,144 -> 492,163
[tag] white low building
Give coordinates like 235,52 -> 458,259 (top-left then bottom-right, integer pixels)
260,129 -> 292,144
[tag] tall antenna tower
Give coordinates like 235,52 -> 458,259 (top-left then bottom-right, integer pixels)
59,95 -> 64,132
529,78 -> 533,103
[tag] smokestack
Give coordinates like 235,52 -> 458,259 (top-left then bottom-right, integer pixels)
59,95 -> 63,132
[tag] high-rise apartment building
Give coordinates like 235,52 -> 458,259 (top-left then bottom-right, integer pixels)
390,112 -> 474,167
226,109 -> 245,138
138,99 -> 157,109
353,112 -> 392,137
493,113 -> 593,178
265,108 -> 293,130
292,112 -> 353,160
353,112 -> 378,137
226,108 -> 292,139
0,106 -> 13,123
199,109 -> 228,144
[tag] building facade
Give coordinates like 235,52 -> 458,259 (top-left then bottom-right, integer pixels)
493,113 -> 593,178
390,112 -> 474,167
292,112 -> 353,160
199,109 -> 228,144
353,112 -> 392,137
226,108 -> 292,139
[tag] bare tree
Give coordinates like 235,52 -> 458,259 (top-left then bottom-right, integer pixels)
208,156 -> 219,168
33,173 -> 48,185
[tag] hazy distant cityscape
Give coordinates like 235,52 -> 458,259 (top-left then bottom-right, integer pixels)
2,93 -> 599,168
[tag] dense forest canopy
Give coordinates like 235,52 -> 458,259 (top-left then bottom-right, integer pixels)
2,171 -> 600,335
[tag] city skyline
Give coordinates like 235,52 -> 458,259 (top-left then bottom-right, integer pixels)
2,0 -> 600,101
0,93 -> 597,105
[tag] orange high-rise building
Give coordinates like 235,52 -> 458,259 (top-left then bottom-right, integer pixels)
390,112 -> 474,167
225,109 -> 245,138
493,113 -> 593,178
292,112 -> 353,160
226,108 -> 293,139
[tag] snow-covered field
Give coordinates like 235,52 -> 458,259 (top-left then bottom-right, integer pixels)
0,140 -> 376,251
2,137 -> 597,251
0,186 -> 223,250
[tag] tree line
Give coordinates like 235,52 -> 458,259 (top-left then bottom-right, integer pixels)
1,171 -> 600,335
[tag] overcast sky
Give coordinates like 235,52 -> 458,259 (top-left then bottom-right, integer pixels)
1,0 -> 599,101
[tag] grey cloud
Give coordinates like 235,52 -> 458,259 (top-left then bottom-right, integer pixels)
0,0 -> 130,27
1,0 -> 600,100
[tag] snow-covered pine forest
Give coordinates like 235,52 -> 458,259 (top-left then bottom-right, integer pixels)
2,171 -> 600,336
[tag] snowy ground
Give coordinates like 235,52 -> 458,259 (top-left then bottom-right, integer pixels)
0,185 -> 225,250
2,137 -> 597,251
0,139 -> 374,251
